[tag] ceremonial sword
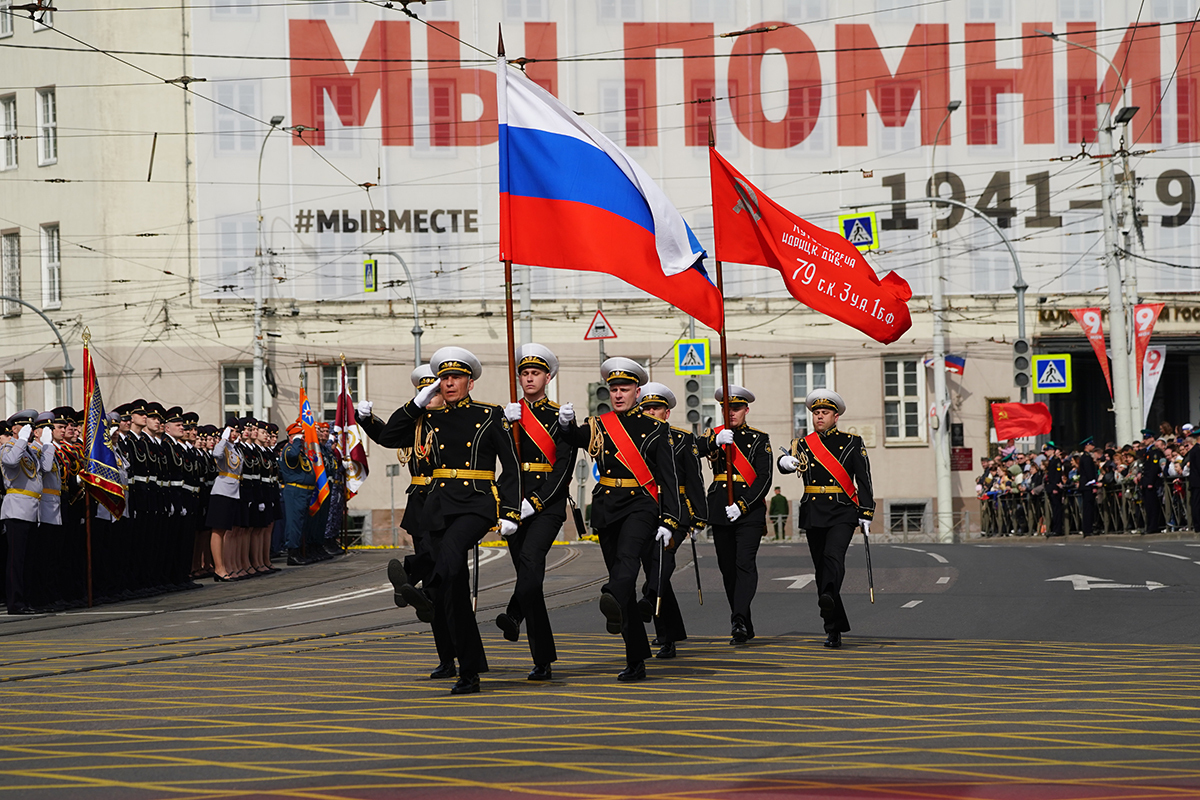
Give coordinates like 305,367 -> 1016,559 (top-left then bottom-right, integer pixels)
472,543 -> 480,612
690,530 -> 703,605
860,521 -> 875,604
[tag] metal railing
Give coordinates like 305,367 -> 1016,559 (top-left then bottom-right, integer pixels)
978,478 -> 1193,536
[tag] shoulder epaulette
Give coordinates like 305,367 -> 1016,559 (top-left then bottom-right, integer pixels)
670,425 -> 692,435
744,425 -> 767,436
473,401 -> 502,411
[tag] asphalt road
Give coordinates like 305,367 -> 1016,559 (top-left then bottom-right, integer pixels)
1,534 -> 1198,799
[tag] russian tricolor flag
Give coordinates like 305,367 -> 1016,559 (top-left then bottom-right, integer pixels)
497,52 -> 724,331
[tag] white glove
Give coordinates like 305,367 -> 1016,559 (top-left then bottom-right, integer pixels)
504,402 -> 523,423
414,378 -> 441,409
221,427 -> 231,441
39,427 -> 52,445
558,402 -> 575,426
715,429 -> 735,446
859,518 -> 871,535
655,526 -> 673,546
499,519 -> 519,538
725,503 -> 742,522
180,507 -> 188,517
779,455 -> 800,473
357,400 -> 373,418
258,503 -> 266,511
17,425 -> 30,442
520,498 -> 536,520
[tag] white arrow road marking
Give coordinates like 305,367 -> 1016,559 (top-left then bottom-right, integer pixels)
1047,574 -> 1167,591
1150,551 -> 1191,561
892,545 -> 949,564
901,600 -> 923,608
936,576 -> 950,584
773,574 -> 816,590
1102,545 -> 1143,552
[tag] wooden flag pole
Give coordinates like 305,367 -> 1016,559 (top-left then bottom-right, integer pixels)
708,121 -> 735,508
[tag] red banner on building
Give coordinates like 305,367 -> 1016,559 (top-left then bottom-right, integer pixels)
1133,303 -> 1165,392
1070,308 -> 1112,399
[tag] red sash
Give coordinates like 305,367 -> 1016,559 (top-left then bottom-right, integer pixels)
714,426 -> 758,485
804,432 -> 859,505
600,412 -> 659,502
520,399 -> 557,466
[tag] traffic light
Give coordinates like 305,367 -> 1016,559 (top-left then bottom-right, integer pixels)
588,382 -> 611,416
1012,339 -> 1032,390
684,377 -> 702,429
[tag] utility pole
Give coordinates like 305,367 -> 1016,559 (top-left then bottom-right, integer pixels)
253,115 -> 285,421
1098,103 -> 1135,445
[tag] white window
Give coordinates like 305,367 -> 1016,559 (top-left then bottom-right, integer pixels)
213,81 -> 259,154
792,359 -> 832,438
43,369 -> 63,410
216,215 -> 255,298
211,0 -> 255,20
690,0 -> 734,21
1149,0 -> 1190,19
599,0 -> 641,21
1059,212 -> 1104,293
784,0 -> 825,17
966,0 -> 1007,21
36,88 -> 56,166
0,0 -> 12,38
5,372 -> 24,417
423,0 -> 451,17
311,225 -> 360,300
319,362 -> 361,422
1,231 -> 19,316
1153,222 -> 1197,291
1,96 -> 15,169
597,80 -> 625,143
310,0 -> 353,19
884,358 -> 924,442
222,364 -> 253,419
1059,0 -> 1099,20
876,0 -> 916,22
504,0 -> 545,18
886,500 -> 931,536
970,217 -> 1011,294
40,223 -> 60,309
32,0 -> 51,30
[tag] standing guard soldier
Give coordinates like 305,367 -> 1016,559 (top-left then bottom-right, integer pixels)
778,389 -> 875,648
697,385 -> 771,645
1138,431 -> 1165,534
359,364 -> 457,679
382,347 -> 522,695
143,402 -> 170,593
1078,437 -> 1099,537
636,382 -> 707,660
495,344 -> 577,681
1043,442 -> 1065,537
33,411 -> 67,611
561,357 -> 681,683
163,407 -> 198,590
2,410 -> 55,614
119,400 -> 152,596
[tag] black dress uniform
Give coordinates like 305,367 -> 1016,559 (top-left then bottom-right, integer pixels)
1139,437 -> 1165,534
1044,445 -> 1065,536
1078,439 -> 1099,537
561,358 -> 681,681
495,345 -> 577,678
1185,438 -> 1200,532
381,347 -> 522,694
780,389 -> 875,647
697,385 -> 771,644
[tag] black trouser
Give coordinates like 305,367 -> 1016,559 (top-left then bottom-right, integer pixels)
31,523 -> 63,607
1048,490 -> 1064,535
711,518 -> 763,634
402,493 -> 434,588
1081,488 -> 1096,536
505,508 -> 565,666
640,540 -> 686,644
596,509 -> 656,666
805,522 -> 854,634
426,513 -> 492,677
1190,485 -> 1200,532
1143,487 -> 1163,533
5,519 -> 34,613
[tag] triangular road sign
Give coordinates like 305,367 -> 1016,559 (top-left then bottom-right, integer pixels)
1038,360 -> 1064,386
680,345 -> 704,368
584,309 -> 618,340
846,219 -> 872,245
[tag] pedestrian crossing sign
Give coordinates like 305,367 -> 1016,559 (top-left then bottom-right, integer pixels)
674,338 -> 711,375
836,211 -> 879,252
1032,354 -> 1072,393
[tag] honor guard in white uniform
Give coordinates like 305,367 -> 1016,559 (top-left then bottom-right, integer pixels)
636,382 -> 708,659
778,389 -> 875,648
561,358 -> 681,682
697,385 -> 772,644
495,344 -> 577,681
2,410 -> 56,614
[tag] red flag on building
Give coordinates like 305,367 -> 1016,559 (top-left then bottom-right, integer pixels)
709,147 -> 912,344
1070,308 -> 1112,399
991,402 -> 1053,440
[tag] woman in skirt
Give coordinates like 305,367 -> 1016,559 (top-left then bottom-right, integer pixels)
206,420 -> 243,581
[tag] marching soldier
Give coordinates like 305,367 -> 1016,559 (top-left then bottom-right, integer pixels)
778,389 -> 875,648
561,357 -> 681,682
382,347 -> 522,695
697,385 -> 771,645
3,410 -> 56,614
495,344 -> 577,681
636,382 -> 707,660
360,364 -> 457,679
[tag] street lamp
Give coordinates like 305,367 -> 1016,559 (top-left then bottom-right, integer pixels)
929,100 -> 960,544
365,251 -> 424,367
252,115 -> 286,422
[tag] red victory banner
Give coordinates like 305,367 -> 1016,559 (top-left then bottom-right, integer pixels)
1070,308 -> 1112,398
709,147 -> 912,344
992,402 -> 1053,440
1133,302 -> 1165,392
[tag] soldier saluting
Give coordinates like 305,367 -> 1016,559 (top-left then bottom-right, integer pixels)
2,410 -> 56,615
778,389 -> 875,648
561,358 -> 681,683
697,385 -> 772,645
